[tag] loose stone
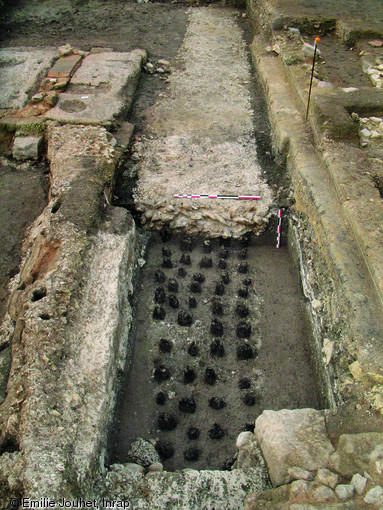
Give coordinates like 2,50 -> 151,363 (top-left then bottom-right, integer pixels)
238,287 -> 248,298
205,368 -> 217,385
335,484 -> 355,500
364,486 -> 383,505
184,366 -> 197,384
180,254 -> 191,265
190,281 -> 202,293
209,397 -> 226,410
179,396 -> 196,413
350,473 -> 367,495
162,258 -> 173,268
154,287 -> 166,304
315,468 -> 339,490
193,273 -> 206,283
148,462 -> 163,473
238,262 -> 249,274
157,413 -> 178,431
154,270 -> 166,283
187,342 -> 199,356
212,299 -> 223,315
184,447 -> 200,461
236,321 -> 252,338
221,270 -> 230,284
187,427 -> 200,440
168,294 -> 179,309
178,310 -> 193,326
155,441 -> 174,460
159,338 -> 172,353
237,343 -> 256,360
200,256 -> 213,268
208,423 -> 225,439
154,365 -> 171,382
168,279 -> 179,293
153,306 -> 166,320
188,296 -> 197,308
156,392 -> 166,405
210,318 -> 224,336
210,339 -> 225,357
215,282 -> 225,296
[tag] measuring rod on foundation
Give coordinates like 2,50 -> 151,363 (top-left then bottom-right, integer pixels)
173,194 -> 261,200
276,209 -> 282,249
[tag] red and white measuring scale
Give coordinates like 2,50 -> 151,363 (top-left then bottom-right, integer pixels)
173,194 -> 261,200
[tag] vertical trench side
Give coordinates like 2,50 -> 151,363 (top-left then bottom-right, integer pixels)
133,7 -> 273,238
250,33 -> 383,409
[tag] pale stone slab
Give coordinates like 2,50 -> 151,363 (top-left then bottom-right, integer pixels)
0,47 -> 56,109
13,135 -> 43,160
255,409 -> 335,487
45,49 -> 146,125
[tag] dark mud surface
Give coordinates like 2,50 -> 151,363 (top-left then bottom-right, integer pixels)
0,1 -> 189,58
0,159 -> 49,323
111,233 -> 321,471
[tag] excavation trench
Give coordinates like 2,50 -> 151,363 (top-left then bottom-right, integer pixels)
110,228 -> 325,471
109,6 -> 327,473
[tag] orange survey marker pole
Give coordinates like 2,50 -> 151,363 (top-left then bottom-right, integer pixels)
306,37 -> 320,121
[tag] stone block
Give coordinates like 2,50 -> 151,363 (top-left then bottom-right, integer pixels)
315,468 -> 339,489
255,409 -> 334,487
335,484 -> 355,500
288,466 -> 314,482
0,48 -> 56,109
328,432 -> 383,481
47,54 -> 82,78
45,50 -> 146,125
13,135 -> 43,160
364,485 -> 383,505
350,473 -> 367,495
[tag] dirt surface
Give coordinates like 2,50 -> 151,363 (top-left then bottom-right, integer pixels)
0,158 -> 48,324
0,1 -> 189,57
266,0 -> 383,23
112,233 -> 320,471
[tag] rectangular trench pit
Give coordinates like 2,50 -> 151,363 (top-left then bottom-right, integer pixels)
111,229 -> 323,471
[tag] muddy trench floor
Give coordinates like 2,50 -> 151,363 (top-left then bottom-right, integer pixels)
111,231 -> 321,471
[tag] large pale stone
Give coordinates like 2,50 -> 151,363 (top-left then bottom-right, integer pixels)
328,432 -> 383,482
45,49 -> 146,125
13,136 -> 43,160
255,409 -> 334,487
0,48 -> 56,109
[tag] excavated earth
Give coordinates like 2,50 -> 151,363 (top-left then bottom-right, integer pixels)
0,1 -> 383,509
